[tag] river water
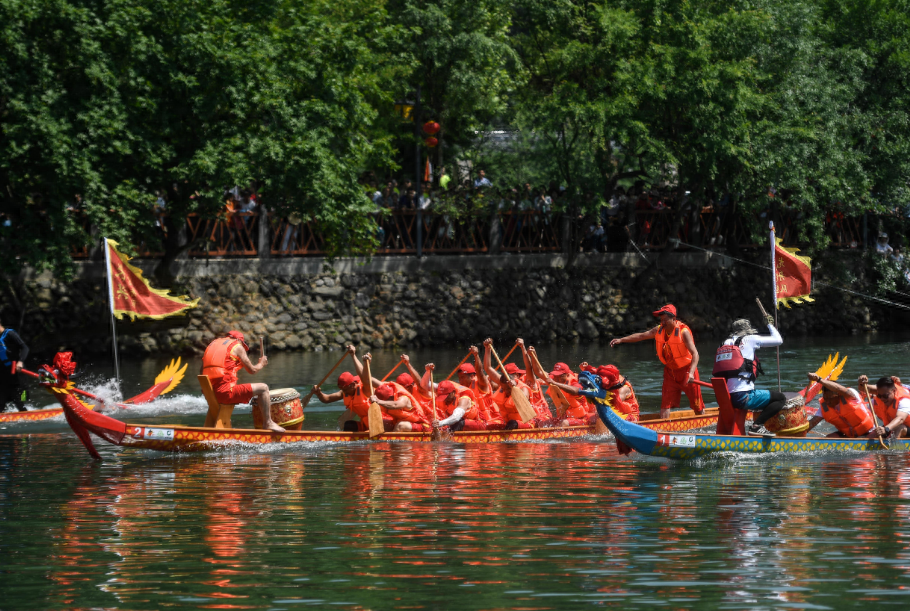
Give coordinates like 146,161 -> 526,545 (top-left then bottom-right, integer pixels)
2,336 -> 910,609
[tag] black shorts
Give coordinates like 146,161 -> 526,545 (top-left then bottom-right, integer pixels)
0,369 -> 21,407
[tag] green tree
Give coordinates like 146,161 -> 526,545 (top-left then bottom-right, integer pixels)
0,0 -> 408,282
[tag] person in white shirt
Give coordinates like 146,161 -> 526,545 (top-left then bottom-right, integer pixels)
720,317 -> 786,435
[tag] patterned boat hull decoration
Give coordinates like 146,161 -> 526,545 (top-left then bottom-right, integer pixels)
595,399 -> 910,458
0,407 -> 66,424
53,388 -> 724,454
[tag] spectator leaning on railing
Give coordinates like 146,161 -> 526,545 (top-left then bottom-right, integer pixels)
474,170 -> 493,189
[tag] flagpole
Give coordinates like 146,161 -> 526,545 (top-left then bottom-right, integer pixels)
769,221 -> 781,391
103,238 -> 121,390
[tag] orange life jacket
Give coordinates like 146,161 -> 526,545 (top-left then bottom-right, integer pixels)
609,380 -> 640,418
492,380 -> 533,422
872,383 -> 910,425
547,372 -> 590,419
468,380 -> 499,423
202,337 -> 243,387
436,382 -> 480,420
655,321 -> 694,370
385,381 -> 429,424
819,392 -> 874,437
343,381 -> 372,419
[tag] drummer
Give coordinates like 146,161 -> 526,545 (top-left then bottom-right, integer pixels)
805,372 -> 875,438
201,331 -> 284,433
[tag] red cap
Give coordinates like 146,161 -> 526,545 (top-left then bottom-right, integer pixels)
375,383 -> 394,401
652,304 -> 677,317
549,362 -> 571,377
458,363 -> 476,375
504,363 -> 525,375
437,380 -> 457,396
227,330 -> 250,351
396,373 -> 415,387
337,372 -> 358,388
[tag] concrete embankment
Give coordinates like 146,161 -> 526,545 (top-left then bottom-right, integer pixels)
6,250 -> 895,358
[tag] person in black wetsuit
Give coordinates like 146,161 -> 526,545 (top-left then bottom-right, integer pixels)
0,318 -> 29,412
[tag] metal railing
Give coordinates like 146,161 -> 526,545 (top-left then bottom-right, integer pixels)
70,210 -> 876,259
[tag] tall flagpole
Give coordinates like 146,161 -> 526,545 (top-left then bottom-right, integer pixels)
103,238 -> 121,390
769,221 -> 781,391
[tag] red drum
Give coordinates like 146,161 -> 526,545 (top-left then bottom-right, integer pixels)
252,388 -> 304,430
764,396 -> 809,437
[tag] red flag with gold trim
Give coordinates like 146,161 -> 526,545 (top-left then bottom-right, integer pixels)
105,239 -> 198,320
774,238 -> 813,308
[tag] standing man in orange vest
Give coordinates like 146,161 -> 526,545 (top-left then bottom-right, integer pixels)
201,330 -> 284,433
610,304 -> 703,418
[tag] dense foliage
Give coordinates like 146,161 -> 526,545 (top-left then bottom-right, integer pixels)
1,0 -> 908,276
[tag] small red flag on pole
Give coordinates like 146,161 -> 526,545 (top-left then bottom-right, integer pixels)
105,239 -> 199,320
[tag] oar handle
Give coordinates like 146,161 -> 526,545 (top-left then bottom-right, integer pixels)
303,351 -> 351,401
491,347 -> 508,378
693,380 -> 714,390
500,342 -> 519,364
863,385 -> 888,449
260,336 -> 265,357
444,352 -> 473,382
756,297 -> 771,319
20,367 -> 39,379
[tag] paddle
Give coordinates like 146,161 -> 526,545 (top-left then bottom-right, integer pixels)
528,350 -> 568,420
444,351 -> 473,382
429,367 -> 447,441
381,358 -> 405,382
260,336 -> 265,357
862,385 -> 888,449
301,351 -> 351,408
363,357 -> 385,438
491,346 -> 535,423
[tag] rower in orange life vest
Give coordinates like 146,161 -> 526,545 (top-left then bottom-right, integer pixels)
481,338 -> 552,422
516,339 -> 557,425
525,348 -> 596,426
399,354 -> 437,416
421,366 -> 482,431
201,330 -> 284,433
858,374 -> 910,440
455,346 -> 503,430
714,317 -> 786,436
311,345 -> 377,432
481,338 -> 537,429
804,372 -> 874,438
610,304 -> 704,418
550,363 -> 641,422
370,380 -> 432,432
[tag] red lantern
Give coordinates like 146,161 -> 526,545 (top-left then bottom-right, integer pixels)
423,121 -> 440,136
424,137 -> 438,148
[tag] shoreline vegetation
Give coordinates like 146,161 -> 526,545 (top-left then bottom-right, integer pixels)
1,0 -> 909,287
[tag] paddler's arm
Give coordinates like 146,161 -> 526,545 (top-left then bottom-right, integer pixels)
681,327 -> 699,384
754,321 -> 783,347
517,339 -> 539,387
312,385 -> 343,403
482,338 -> 501,387
351,351 -> 383,388
401,354 -> 423,385
370,395 -> 413,411
437,397 -> 469,426
873,409 -> 909,439
857,375 -> 877,395
807,373 -> 852,398
547,378 -> 580,396
420,363 -> 437,392
234,343 -> 266,374
527,346 -> 548,381
610,326 -> 659,347
806,414 -> 825,432
471,346 -> 492,394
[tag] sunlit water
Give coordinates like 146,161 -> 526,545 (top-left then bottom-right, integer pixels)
2,336 -> 910,609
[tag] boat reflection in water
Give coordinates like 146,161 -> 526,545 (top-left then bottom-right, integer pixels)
15,435 -> 910,608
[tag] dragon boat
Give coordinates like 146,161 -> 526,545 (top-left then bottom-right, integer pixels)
1,355 -> 187,425
37,352 -> 732,458
596,374 -> 910,459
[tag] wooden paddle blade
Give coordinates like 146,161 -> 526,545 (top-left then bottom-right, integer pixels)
511,387 -> 536,423
368,403 -> 385,438
594,416 -> 609,435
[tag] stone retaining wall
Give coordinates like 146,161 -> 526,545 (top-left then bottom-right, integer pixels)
4,251 -> 893,358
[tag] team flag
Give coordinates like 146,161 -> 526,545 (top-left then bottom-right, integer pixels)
104,239 -> 199,320
424,157 -> 433,183
774,238 -> 814,308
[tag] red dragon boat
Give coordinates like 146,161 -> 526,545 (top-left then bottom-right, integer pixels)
33,352 -> 727,458
2,355 -> 187,425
